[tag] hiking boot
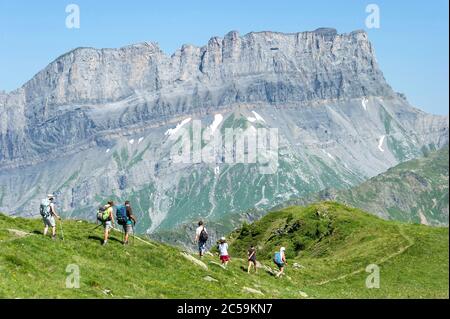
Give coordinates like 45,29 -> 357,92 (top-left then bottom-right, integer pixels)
102,241 -> 108,246
52,235 -> 56,240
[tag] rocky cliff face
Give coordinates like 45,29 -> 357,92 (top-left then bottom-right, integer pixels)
0,29 -> 448,234
0,28 -> 393,165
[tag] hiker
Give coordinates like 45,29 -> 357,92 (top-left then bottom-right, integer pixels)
116,200 -> 137,245
274,247 -> 287,277
101,201 -> 115,246
195,221 -> 208,257
40,194 -> 61,240
218,237 -> 230,268
247,245 -> 257,274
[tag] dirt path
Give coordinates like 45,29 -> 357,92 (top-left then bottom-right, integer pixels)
0,228 -> 32,243
313,226 -> 414,286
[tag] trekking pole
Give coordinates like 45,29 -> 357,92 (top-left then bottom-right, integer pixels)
59,218 -> 65,241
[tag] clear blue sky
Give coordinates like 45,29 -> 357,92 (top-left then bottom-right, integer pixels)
0,0 -> 448,115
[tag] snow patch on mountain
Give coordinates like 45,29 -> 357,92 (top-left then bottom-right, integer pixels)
252,111 -> 266,123
378,135 -> 386,152
165,118 -> 192,137
322,149 -> 335,160
361,97 -> 368,111
209,114 -> 223,134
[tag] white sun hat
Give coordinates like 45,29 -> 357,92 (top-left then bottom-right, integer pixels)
280,247 -> 286,251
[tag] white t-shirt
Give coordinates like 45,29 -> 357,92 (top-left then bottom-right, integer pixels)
218,242 -> 229,256
196,226 -> 206,239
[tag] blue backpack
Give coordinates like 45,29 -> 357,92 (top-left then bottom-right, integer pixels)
274,252 -> 282,264
116,205 -> 128,225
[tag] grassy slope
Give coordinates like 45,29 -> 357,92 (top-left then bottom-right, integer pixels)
0,202 -> 448,298
0,214 -> 301,299
227,202 -> 448,298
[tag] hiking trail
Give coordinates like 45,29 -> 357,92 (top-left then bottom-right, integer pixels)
313,225 -> 414,286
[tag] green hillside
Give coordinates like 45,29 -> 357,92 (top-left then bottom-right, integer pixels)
281,146 -> 449,226
0,202 -> 448,298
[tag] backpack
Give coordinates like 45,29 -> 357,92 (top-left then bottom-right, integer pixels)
116,204 -> 128,226
96,206 -> 106,222
274,252 -> 282,265
97,206 -> 111,222
199,227 -> 208,242
40,199 -> 51,218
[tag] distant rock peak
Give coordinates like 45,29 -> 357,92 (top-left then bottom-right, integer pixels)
312,27 -> 338,35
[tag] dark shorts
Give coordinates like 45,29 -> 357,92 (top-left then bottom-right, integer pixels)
198,240 -> 206,253
275,261 -> 284,269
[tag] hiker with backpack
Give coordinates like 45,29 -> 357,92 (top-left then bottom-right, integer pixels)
101,201 -> 115,246
195,221 -> 208,257
218,237 -> 230,268
247,245 -> 257,274
40,194 -> 61,240
274,247 -> 287,278
116,200 -> 137,245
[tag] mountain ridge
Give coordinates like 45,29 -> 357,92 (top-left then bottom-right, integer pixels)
275,145 -> 449,225
12,27 -> 365,93
0,28 -> 448,234
1,28 -> 392,164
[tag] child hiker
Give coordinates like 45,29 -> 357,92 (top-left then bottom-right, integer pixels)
218,237 -> 230,268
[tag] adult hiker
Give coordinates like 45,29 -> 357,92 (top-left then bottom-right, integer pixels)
102,201 -> 115,246
116,200 -> 137,245
40,194 -> 61,240
194,221 -> 208,257
247,245 -> 257,274
218,237 -> 230,268
274,247 -> 287,278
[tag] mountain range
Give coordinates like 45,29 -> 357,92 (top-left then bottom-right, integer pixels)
0,28 -> 448,235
